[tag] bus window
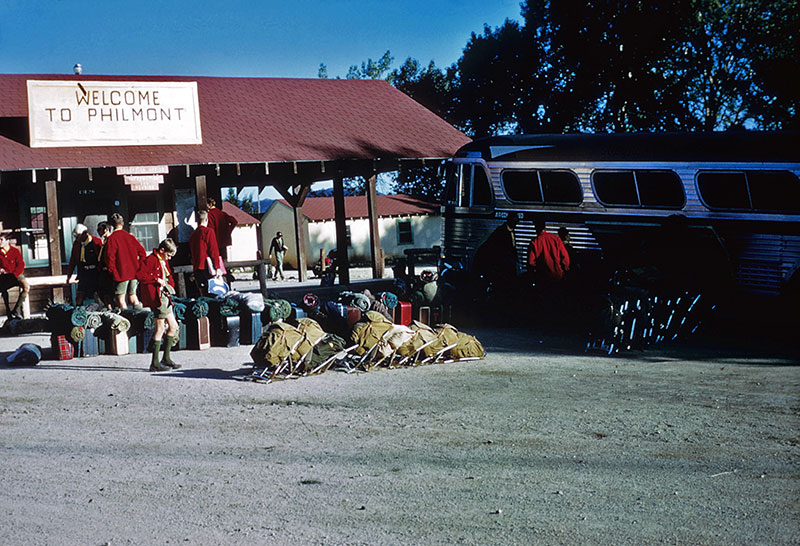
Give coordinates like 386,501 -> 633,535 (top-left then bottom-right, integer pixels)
747,170 -> 800,213
636,170 -> 685,208
459,164 -> 472,207
502,170 -> 543,202
593,171 -> 638,206
697,171 -> 751,210
444,162 -> 458,205
541,170 -> 583,204
472,164 -> 492,207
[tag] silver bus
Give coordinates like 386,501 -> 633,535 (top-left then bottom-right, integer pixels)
441,132 -> 800,298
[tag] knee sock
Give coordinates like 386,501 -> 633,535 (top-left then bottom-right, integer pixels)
162,336 -> 176,363
11,292 -> 27,315
151,339 -> 162,366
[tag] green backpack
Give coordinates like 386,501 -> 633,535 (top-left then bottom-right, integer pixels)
295,317 -> 326,357
397,320 -> 439,358
449,331 -> 486,360
250,322 -> 304,368
350,310 -> 394,356
306,334 -> 349,372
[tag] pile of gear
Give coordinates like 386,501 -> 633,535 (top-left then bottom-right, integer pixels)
243,287 -> 485,384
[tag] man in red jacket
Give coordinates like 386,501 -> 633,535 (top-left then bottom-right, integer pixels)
136,238 -> 180,372
206,197 -> 237,260
104,213 -> 146,309
527,219 -> 570,283
189,209 -> 222,295
0,233 -> 30,319
64,224 -> 103,306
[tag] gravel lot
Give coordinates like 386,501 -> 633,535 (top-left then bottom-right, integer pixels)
0,323 -> 798,545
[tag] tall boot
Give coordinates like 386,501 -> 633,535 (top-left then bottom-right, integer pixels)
149,339 -> 169,372
161,336 -> 181,369
11,291 -> 26,319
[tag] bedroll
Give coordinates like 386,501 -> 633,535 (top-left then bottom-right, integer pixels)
350,310 -> 393,356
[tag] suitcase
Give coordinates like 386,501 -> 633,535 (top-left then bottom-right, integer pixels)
127,334 -> 138,354
395,301 -> 412,326
346,305 -> 362,328
212,315 -> 240,348
106,329 -> 130,356
418,306 -> 431,325
81,329 -> 100,357
176,322 -> 187,351
239,311 -> 263,345
136,329 -> 155,354
290,303 -> 307,322
51,334 -> 75,360
186,316 -> 211,350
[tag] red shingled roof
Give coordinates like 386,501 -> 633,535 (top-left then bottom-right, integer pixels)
274,194 -> 439,222
222,201 -> 259,225
0,74 -> 470,171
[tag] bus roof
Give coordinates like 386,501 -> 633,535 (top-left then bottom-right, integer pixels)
455,132 -> 800,163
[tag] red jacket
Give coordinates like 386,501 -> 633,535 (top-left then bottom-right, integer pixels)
136,250 -> 175,310
104,230 -> 146,282
207,207 -> 237,249
527,230 -> 570,281
0,244 -> 25,277
189,225 -> 221,271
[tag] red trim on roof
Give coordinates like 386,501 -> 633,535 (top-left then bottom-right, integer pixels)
0,74 -> 470,171
222,201 -> 260,225
275,194 -> 439,222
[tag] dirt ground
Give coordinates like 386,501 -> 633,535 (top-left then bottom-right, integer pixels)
0,324 -> 798,545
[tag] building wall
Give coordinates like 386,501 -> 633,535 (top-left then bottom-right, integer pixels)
259,201 -> 310,269
227,224 -> 258,262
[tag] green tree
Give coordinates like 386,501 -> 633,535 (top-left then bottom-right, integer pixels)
223,188 -> 257,217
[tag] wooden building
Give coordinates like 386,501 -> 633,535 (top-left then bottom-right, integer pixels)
0,74 -> 469,314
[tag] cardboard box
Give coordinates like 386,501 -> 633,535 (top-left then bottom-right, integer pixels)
106,329 -> 130,356
186,316 -> 211,350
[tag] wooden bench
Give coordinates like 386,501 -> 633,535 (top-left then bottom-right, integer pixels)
172,260 -> 269,298
2,275 -> 73,319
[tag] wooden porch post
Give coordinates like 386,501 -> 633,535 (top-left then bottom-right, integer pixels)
332,173 -> 350,284
195,175 -> 207,210
292,204 -> 308,282
45,179 -> 64,303
366,174 -> 384,279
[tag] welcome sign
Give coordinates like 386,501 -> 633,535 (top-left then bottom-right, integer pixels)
27,80 -> 202,148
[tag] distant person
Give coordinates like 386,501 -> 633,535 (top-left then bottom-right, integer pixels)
104,213 -> 146,309
136,238 -> 180,372
527,219 -> 570,283
0,232 -> 30,320
189,209 -> 222,295
206,197 -> 238,260
269,231 -> 288,281
557,226 -> 578,277
64,224 -> 103,306
472,214 -> 519,285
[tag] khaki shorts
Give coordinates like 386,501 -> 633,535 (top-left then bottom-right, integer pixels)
114,279 -> 139,296
153,292 -> 174,320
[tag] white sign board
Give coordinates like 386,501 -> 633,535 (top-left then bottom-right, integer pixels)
27,80 -> 202,148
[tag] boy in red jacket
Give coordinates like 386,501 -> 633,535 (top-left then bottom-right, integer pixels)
104,213 -> 146,309
136,238 -> 180,372
189,209 -> 222,295
0,233 -> 30,319
206,197 -> 237,260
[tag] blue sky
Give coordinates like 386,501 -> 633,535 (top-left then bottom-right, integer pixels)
1,0 -> 522,78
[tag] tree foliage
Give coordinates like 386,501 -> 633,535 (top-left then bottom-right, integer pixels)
320,0 -> 797,197
223,188 -> 257,217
